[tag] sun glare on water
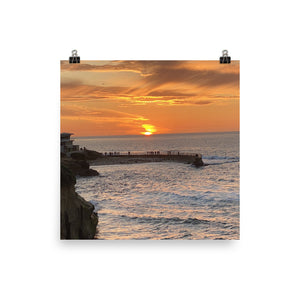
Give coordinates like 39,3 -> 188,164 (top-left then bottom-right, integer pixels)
141,124 -> 156,136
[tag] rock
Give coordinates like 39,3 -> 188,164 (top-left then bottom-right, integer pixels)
84,149 -> 103,160
78,168 -> 99,177
70,152 -> 86,160
192,154 -> 204,168
61,158 -> 99,177
60,164 -> 98,239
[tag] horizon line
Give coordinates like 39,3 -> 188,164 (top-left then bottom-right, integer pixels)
72,130 -> 240,139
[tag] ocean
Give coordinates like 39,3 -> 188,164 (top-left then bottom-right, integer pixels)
74,132 -> 240,240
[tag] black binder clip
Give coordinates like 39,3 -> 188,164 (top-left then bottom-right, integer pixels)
69,50 -> 80,64
220,50 -> 231,64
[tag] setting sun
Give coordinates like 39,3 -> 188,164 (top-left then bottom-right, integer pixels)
143,132 -> 152,136
141,124 -> 156,136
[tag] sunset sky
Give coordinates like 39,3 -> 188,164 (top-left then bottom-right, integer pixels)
61,60 -> 239,137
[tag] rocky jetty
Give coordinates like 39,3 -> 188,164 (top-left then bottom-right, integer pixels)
192,154 -> 204,168
60,164 -> 98,239
89,154 -> 202,166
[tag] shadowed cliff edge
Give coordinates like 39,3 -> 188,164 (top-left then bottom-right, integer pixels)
60,163 -> 98,239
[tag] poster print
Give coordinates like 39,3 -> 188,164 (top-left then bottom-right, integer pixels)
60,60 -> 240,240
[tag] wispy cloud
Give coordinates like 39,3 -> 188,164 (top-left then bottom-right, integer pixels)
61,60 -> 239,135
61,104 -> 152,136
61,105 -> 148,122
61,60 -> 239,106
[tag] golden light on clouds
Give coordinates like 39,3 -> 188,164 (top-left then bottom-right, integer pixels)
61,60 -> 239,136
141,124 -> 157,136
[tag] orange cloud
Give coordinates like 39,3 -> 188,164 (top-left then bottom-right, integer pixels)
61,104 -> 151,136
61,60 -> 239,136
61,60 -> 239,106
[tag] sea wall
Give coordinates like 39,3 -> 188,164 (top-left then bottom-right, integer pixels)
60,164 -> 98,239
89,154 -> 204,166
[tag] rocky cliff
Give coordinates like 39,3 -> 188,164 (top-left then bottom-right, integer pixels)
60,164 -> 98,239
61,157 -> 99,176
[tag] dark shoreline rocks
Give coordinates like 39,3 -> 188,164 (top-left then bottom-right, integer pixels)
61,157 -> 99,177
192,154 -> 204,168
60,164 -> 98,239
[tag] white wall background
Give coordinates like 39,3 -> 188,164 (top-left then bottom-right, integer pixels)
1,1 -> 299,299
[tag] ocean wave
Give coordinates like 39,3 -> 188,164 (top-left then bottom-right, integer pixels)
203,155 -> 239,160
119,214 -> 211,225
202,155 -> 239,166
205,160 -> 239,166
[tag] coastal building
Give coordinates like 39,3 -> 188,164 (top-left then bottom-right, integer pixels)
61,133 -> 80,155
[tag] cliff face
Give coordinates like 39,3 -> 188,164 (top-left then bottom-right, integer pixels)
61,157 -> 99,177
60,164 -> 98,239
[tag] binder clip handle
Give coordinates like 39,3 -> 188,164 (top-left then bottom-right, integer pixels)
220,49 -> 231,64
222,50 -> 228,57
72,50 -> 78,57
69,49 -> 80,64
